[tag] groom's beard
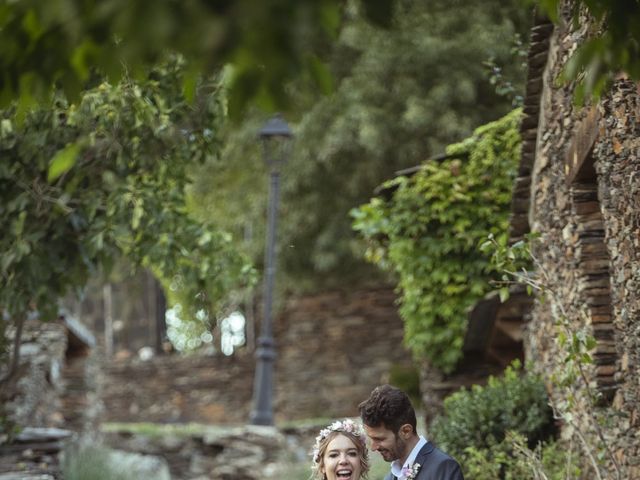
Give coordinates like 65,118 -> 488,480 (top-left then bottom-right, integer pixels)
379,435 -> 407,463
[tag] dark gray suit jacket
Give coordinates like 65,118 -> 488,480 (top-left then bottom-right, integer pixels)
383,441 -> 464,480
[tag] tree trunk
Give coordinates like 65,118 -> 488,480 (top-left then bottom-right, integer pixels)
0,313 -> 25,387
103,283 -> 113,358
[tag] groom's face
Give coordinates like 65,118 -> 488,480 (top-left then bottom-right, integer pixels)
363,424 -> 407,463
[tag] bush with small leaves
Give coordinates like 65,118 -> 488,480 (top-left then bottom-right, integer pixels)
430,362 -> 582,479
431,361 -> 554,455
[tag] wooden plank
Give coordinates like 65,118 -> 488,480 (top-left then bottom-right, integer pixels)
494,319 -> 523,342
574,200 -> 600,214
565,107 -> 601,185
596,365 -> 617,377
591,314 -> 612,323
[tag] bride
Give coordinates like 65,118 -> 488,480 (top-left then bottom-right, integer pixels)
311,419 -> 370,480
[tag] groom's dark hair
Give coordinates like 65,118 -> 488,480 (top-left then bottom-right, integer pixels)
358,384 -> 417,435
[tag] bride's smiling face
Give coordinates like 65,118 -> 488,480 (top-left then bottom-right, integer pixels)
321,434 -> 362,480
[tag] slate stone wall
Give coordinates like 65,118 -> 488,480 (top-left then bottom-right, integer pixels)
591,82 -> 640,476
275,287 -> 412,420
526,5 -> 640,476
103,351 -> 255,424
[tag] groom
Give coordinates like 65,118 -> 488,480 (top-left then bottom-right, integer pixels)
358,384 -> 464,480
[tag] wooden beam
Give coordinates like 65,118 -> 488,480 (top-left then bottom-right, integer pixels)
565,107 -> 600,185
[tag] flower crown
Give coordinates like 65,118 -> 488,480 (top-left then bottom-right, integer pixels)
312,419 -> 367,464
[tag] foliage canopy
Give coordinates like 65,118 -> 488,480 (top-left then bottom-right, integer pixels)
0,0 -> 395,116
190,0 -> 530,292
431,361 -> 554,453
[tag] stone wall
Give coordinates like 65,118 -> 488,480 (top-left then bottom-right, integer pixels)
596,82 -> 640,477
103,352 -> 255,424
102,286 -> 413,424
525,4 -> 640,477
0,319 -> 67,430
102,423 -> 321,480
274,287 -> 412,420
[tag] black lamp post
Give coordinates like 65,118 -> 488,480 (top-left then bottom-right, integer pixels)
249,114 -> 292,426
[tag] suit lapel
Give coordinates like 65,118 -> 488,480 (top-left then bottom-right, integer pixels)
414,441 -> 435,474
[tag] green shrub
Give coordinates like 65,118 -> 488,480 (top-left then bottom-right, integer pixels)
431,360 -> 554,456
461,435 -> 580,480
461,441 -> 512,480
533,439 -> 582,480
429,361 -> 582,479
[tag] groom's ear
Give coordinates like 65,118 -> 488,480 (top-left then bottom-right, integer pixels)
398,424 -> 414,439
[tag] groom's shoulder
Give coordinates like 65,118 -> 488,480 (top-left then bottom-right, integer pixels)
418,442 -> 463,470
417,442 -> 464,479
433,444 -> 457,460
420,441 -> 456,461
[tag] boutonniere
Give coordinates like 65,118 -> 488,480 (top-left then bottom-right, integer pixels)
402,463 -> 421,480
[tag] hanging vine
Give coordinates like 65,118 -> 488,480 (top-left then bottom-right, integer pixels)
351,108 -> 521,372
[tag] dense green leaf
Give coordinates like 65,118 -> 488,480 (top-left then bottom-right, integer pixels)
47,142 -> 81,182
0,0 -> 352,114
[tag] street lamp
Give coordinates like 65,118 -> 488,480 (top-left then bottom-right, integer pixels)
249,114 -> 292,426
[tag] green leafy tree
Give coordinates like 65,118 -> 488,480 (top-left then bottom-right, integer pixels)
0,60 -> 254,385
0,0 -> 395,383
190,0 -> 530,292
351,109 -> 521,371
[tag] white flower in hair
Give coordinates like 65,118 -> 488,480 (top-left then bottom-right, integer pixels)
311,418 -> 367,464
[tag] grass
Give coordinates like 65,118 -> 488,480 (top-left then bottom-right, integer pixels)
369,455 -> 392,478
101,417 -> 335,437
62,444 -> 132,480
101,421 -> 228,437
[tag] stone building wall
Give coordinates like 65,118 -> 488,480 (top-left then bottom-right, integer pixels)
526,4 -> 640,477
102,286 -> 412,424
